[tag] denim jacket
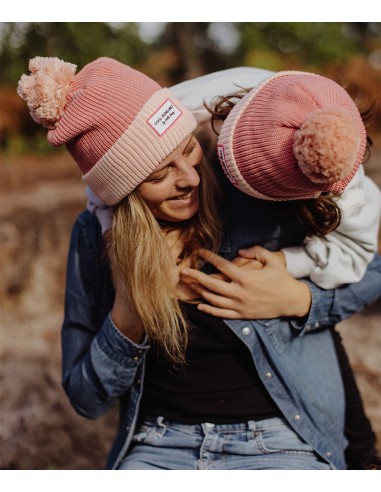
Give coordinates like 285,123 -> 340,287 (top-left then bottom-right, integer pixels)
62,185 -> 381,470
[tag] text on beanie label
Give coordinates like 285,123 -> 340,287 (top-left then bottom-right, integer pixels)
147,99 -> 183,136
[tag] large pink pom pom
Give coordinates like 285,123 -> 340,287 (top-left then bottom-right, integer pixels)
293,108 -> 360,184
17,57 -> 77,129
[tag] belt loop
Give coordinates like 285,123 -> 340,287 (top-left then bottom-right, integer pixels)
247,419 -> 257,440
156,416 -> 167,436
247,420 -> 257,431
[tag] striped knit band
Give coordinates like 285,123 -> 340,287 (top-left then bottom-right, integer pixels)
217,71 -> 278,199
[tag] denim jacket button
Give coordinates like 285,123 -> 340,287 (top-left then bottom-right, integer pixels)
133,356 -> 139,362
242,327 -> 250,335
294,414 -> 301,421
265,371 -> 272,378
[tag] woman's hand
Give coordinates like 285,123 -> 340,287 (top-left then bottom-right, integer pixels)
175,256 -> 201,301
163,228 -> 201,301
180,246 -> 311,320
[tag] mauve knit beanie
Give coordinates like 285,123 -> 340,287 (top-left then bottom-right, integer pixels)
17,56 -> 197,205
217,71 -> 367,201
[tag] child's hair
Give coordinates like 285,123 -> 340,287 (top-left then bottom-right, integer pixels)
205,84 -> 375,237
107,156 -> 222,363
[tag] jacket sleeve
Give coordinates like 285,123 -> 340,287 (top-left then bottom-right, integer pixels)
283,167 -> 381,288
61,212 -> 149,419
290,253 -> 381,335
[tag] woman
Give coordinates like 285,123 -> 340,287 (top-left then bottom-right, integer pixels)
18,56 -> 381,470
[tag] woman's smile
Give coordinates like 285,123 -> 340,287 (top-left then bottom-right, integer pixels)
138,135 -> 203,222
168,189 -> 196,201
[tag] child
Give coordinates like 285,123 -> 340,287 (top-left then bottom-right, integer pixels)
172,68 -> 381,289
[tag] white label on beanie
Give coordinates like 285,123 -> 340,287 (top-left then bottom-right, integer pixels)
147,99 -> 182,136
217,144 -> 237,185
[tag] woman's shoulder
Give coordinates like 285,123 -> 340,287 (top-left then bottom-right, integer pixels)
70,209 -> 104,256
73,209 -> 102,235
74,208 -> 99,227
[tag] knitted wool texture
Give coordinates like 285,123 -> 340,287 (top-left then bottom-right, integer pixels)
18,57 -> 197,205
217,71 -> 367,200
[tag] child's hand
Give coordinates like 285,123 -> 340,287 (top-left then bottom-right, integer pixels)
239,246 -> 286,267
180,247 -> 311,320
210,254 -> 263,282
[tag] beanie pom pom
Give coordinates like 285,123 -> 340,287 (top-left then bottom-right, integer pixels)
17,56 -> 77,129
293,108 -> 359,184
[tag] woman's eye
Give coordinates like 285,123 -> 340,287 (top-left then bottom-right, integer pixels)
184,143 -> 196,156
147,171 -> 168,183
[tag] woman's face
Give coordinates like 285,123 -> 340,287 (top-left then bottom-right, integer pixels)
138,135 -> 203,223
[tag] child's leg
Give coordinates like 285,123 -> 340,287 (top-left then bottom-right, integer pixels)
331,328 -> 380,469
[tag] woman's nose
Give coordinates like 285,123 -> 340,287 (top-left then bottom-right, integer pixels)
176,162 -> 200,188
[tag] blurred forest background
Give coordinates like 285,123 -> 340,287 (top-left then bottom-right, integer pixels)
0,22 -> 380,469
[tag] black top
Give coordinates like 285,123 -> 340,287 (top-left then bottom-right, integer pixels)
140,302 -> 281,424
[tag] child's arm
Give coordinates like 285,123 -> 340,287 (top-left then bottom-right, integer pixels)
282,166 -> 381,288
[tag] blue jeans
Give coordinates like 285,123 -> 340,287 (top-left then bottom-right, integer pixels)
117,416 -> 331,470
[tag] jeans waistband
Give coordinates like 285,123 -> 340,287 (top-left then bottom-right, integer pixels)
142,415 -> 288,433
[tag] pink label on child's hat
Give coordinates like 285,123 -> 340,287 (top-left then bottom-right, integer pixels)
147,99 -> 182,136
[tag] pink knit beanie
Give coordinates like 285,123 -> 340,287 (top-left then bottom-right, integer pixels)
17,56 -> 197,205
217,71 -> 367,200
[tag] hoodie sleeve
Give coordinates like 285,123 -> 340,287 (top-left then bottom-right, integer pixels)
283,166 -> 381,288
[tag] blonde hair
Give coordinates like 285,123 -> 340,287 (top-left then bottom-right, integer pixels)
108,157 -> 222,363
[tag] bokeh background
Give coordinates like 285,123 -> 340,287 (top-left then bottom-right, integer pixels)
0,22 -> 380,469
